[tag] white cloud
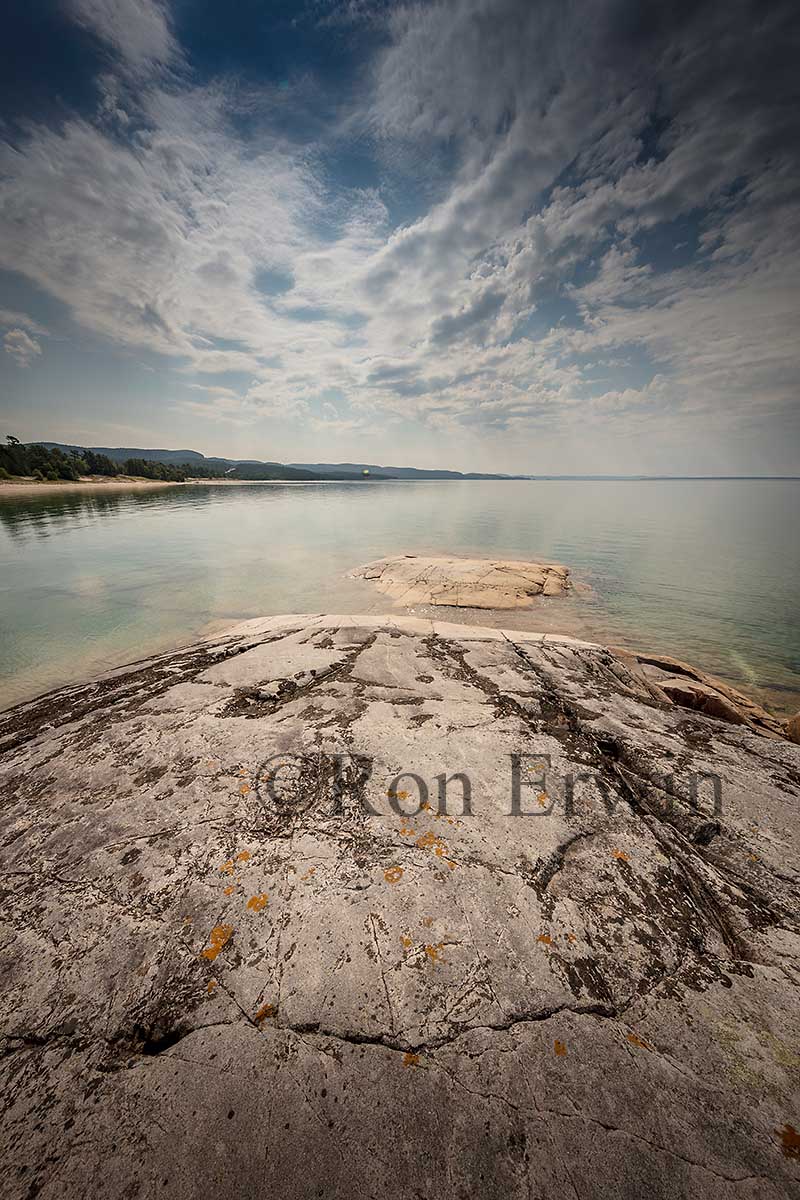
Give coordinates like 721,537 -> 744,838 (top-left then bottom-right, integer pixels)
67,0 -> 177,71
0,309 -> 49,337
0,85 -> 324,367
4,329 -> 43,368
1,0 -> 798,469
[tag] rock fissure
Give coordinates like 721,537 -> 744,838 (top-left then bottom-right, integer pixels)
504,637 -> 783,960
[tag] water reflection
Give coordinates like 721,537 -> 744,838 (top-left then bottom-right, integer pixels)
0,480 -> 405,542
0,485 -> 180,540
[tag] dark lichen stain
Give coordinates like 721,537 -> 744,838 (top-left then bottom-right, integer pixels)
134,764 -> 168,786
777,1123 -> 800,1160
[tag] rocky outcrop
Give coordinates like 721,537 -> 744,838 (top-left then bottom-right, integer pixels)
1,615 -> 798,1199
612,647 -> 789,740
352,555 -> 787,740
352,554 -> 571,607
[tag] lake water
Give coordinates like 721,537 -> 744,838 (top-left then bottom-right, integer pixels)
1,479 -> 798,714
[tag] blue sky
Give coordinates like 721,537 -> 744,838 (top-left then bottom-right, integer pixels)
1,0 -> 798,473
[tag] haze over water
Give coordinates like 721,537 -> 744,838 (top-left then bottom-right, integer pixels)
1,478 -> 798,713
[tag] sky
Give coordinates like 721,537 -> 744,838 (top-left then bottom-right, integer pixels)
0,0 -> 798,474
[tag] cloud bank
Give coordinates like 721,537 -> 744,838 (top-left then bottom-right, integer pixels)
0,0 -> 798,470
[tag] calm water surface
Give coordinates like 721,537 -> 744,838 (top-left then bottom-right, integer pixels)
1,479 -> 798,712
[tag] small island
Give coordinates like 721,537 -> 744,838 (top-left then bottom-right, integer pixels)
352,554 -> 572,607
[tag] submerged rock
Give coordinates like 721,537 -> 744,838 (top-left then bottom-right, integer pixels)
352,553 -> 571,607
0,614 -> 798,1199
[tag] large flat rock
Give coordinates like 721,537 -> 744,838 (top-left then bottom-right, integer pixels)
352,554 -> 572,607
1,615 -> 799,1199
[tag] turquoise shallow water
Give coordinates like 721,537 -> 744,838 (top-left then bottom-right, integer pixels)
1,479 -> 798,713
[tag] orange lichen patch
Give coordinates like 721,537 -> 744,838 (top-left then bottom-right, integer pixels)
613,848 -> 630,861
207,978 -> 217,995
401,935 -> 413,948
247,893 -> 269,912
223,885 -> 235,896
554,1040 -> 567,1057
236,850 -> 251,862
399,826 -> 416,837
446,859 -> 457,870
416,830 -> 447,856
384,866 -> 404,884
424,942 -> 445,964
567,932 -> 577,944
537,934 -> 553,946
255,1003 -> 277,1024
238,767 -> 250,777
748,853 -> 759,862
420,801 -> 432,812
300,867 -> 316,881
220,859 -> 235,875
537,792 -> 549,807
239,783 -> 251,796
387,789 -> 409,801
200,924 -> 234,962
778,1124 -> 800,1160
626,1032 -> 652,1051
403,1052 -> 420,1068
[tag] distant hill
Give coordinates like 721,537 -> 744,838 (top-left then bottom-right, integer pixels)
290,462 -> 528,480
37,443 -> 207,465
33,444 -> 391,482
32,444 -> 527,481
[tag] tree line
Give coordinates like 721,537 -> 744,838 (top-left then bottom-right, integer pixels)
0,436 -> 220,483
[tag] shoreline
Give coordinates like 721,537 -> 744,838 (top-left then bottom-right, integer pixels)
0,535 -> 795,721
0,610 -> 794,739
0,476 -> 181,496
0,476 -> 394,497
182,477 -> 377,486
